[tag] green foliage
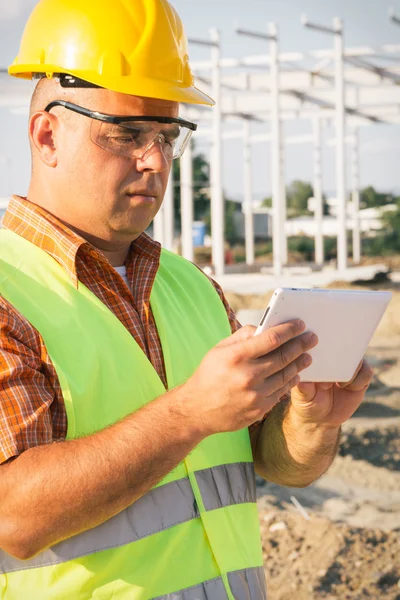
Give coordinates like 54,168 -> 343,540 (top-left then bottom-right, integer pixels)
262,181 -> 330,216
285,236 -> 339,262
173,147 -> 238,243
232,242 -> 273,263
362,235 -> 391,257
288,236 -> 314,261
323,195 -> 330,216
324,236 -> 338,260
261,196 -> 272,208
361,199 -> 400,255
172,149 -> 210,225
203,199 -> 238,244
224,200 -> 239,243
360,186 -> 393,209
286,180 -> 313,217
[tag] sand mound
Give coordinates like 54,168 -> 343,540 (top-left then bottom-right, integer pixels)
259,510 -> 400,600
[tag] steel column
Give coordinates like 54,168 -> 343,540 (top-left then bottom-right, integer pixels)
334,17 -> 347,272
210,28 -> 225,276
351,126 -> 361,264
163,169 -> 175,251
270,22 -> 283,276
243,119 -> 255,265
180,140 -> 194,262
313,118 -> 324,265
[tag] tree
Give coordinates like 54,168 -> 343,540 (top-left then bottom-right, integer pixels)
286,180 -> 313,217
379,200 -> 400,251
202,197 -> 239,244
261,196 -> 272,209
262,181 -> 330,216
360,186 -> 393,208
173,147 -> 238,243
172,148 -> 210,226
360,199 -> 400,256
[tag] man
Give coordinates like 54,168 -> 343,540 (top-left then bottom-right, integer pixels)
0,0 -> 372,598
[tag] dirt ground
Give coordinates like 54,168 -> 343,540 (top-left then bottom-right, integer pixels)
225,274 -> 400,599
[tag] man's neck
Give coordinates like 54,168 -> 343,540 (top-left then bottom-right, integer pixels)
69,227 -> 132,267
97,246 -> 130,268
27,185 -> 133,267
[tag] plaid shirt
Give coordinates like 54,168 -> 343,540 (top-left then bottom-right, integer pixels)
0,196 -> 241,464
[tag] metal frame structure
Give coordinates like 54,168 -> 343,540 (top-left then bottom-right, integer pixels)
1,7 -> 400,278
302,16 -> 347,272
180,24 -> 400,276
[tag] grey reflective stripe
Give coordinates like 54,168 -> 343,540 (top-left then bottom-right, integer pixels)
0,462 -> 256,574
195,462 -> 256,511
152,567 -> 267,600
228,567 -> 268,600
151,576 -> 228,600
0,477 -> 199,574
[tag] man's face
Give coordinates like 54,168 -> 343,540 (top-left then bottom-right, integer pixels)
51,90 -> 178,247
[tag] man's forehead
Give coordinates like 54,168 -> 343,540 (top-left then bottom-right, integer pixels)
32,79 -> 179,117
91,90 -> 179,117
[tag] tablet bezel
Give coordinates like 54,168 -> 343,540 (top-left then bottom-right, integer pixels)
255,287 -> 392,383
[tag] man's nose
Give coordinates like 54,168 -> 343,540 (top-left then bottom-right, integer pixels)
136,135 -> 171,172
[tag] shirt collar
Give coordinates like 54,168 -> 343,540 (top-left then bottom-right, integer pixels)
2,195 -> 161,287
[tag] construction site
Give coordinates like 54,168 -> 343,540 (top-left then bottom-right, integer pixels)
1,0 -> 400,598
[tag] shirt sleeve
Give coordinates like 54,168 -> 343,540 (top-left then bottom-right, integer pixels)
0,297 -> 64,464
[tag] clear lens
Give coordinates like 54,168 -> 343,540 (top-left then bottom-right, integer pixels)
91,119 -> 193,160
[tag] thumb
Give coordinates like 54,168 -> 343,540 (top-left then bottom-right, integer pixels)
291,381 -> 317,403
292,381 -> 334,403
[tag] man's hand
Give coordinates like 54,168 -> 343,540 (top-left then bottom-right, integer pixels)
181,320 -> 318,436
289,358 -> 374,429
251,358 -> 374,488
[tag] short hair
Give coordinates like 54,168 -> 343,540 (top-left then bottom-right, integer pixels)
28,77 -> 77,168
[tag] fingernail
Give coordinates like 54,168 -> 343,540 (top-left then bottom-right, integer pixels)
297,320 -> 306,330
303,354 -> 312,366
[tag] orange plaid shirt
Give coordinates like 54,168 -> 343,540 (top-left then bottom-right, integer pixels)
0,196 -> 241,464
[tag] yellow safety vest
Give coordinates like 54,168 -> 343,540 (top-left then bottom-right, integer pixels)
0,228 -> 266,600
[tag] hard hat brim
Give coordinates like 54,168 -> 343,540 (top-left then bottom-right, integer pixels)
8,66 -> 215,107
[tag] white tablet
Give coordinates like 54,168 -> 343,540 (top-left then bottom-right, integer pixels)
255,287 -> 392,383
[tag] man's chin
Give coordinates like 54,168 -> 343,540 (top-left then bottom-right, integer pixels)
110,220 -> 153,241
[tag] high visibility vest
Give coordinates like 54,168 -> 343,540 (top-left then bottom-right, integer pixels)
0,228 -> 267,600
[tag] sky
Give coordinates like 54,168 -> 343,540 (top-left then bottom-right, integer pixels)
0,0 -> 400,203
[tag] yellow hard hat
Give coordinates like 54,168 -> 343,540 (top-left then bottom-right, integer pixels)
8,0 -> 214,106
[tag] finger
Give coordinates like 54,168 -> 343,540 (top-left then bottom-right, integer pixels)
255,331 -> 317,378
258,374 -> 301,416
244,319 -> 307,360
292,380 -> 332,401
317,382 -> 334,390
294,381 -> 317,398
339,360 -> 374,392
262,353 -> 311,396
337,359 -> 364,388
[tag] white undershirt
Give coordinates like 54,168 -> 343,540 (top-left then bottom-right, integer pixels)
113,265 -> 129,287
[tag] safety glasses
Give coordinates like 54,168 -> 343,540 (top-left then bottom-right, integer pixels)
44,100 -> 197,161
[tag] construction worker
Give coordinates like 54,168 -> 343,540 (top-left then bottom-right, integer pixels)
0,1 -> 373,598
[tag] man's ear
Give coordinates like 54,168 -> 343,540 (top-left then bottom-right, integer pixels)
29,112 -> 58,168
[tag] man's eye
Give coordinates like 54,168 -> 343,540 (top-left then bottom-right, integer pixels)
111,136 -> 135,144
112,127 -> 142,140
162,129 -> 180,145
